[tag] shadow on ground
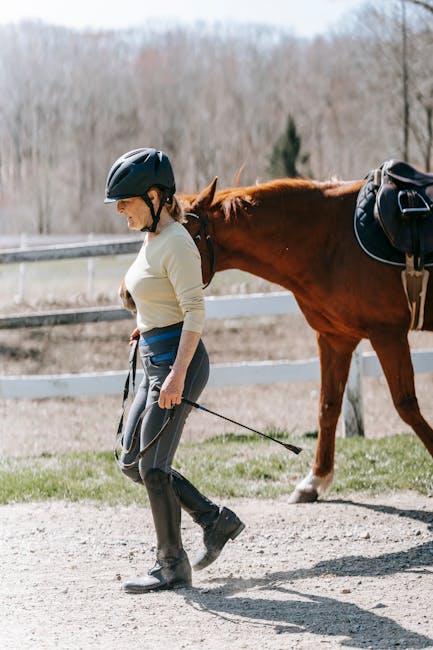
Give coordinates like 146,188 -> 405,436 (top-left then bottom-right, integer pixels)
183,499 -> 433,649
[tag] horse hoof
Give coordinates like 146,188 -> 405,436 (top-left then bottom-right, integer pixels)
287,489 -> 318,504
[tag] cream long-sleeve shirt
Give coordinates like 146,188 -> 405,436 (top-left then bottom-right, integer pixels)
124,221 -> 205,334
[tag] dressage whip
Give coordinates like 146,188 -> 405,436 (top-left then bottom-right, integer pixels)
115,338 -> 302,462
181,397 -> 302,455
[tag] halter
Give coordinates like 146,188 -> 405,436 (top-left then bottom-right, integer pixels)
184,212 -> 216,288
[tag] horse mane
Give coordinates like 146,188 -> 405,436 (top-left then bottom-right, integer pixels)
215,177 -> 354,222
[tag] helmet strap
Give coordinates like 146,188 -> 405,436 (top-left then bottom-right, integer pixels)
140,191 -> 170,233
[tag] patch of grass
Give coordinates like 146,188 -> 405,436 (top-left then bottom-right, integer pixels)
0,434 -> 431,505
333,434 -> 433,495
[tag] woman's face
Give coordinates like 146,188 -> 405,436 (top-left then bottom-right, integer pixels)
116,197 -> 150,230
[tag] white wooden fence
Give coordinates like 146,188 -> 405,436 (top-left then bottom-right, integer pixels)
0,292 -> 319,400
3,237 -> 433,436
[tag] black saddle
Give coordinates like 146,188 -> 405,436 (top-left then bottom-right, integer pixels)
379,160 -> 433,187
355,160 -> 433,268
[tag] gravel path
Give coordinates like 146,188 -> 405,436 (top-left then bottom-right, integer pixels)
2,492 -> 433,650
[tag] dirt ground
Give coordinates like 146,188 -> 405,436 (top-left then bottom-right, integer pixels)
1,301 -> 433,649
1,492 -> 433,650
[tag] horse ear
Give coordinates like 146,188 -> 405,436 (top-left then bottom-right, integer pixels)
232,164 -> 245,187
191,177 -> 218,212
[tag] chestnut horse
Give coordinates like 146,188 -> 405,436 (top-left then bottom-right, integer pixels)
177,176 -> 433,503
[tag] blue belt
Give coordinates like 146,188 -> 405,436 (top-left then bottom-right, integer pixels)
149,351 -> 176,364
140,328 -> 182,345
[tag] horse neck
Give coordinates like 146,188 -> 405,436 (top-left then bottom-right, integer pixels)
210,180 -> 361,292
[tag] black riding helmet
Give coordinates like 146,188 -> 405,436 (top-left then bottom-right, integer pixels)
104,148 -> 176,232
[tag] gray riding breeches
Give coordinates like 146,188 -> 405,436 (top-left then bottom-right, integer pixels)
119,321 -> 209,482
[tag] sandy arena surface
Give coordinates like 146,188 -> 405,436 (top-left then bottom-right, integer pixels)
1,492 -> 433,650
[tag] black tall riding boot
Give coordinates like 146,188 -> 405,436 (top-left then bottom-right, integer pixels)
171,469 -> 245,571
171,468 -> 220,527
123,468 -> 192,593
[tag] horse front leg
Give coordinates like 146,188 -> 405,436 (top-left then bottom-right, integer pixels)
289,333 -> 358,503
370,332 -> 433,458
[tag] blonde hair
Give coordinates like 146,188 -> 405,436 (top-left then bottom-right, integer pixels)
168,194 -> 186,223
152,187 -> 186,224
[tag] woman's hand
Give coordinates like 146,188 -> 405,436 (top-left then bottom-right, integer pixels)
158,369 -> 185,409
157,330 -> 200,408
129,328 -> 140,346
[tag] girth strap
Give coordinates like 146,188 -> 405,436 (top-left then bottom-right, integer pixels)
401,255 -> 430,330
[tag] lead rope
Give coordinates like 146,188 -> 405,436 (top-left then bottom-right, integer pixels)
114,337 -> 176,469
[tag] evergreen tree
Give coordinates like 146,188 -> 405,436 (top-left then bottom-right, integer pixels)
269,114 -> 310,178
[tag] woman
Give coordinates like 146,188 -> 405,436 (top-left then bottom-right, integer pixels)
104,148 -> 244,593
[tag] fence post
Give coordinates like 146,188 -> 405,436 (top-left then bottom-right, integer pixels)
87,233 -> 95,301
15,233 -> 27,304
342,342 -> 365,437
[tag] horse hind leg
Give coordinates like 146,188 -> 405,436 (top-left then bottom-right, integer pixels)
289,333 -> 358,504
370,332 -> 433,458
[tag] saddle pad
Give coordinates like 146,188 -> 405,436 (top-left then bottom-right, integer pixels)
354,170 -> 433,267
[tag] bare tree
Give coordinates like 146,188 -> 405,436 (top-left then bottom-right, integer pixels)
404,0 -> 433,13
1,9 -> 433,236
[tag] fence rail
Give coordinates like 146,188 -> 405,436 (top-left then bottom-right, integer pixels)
2,349 -> 433,400
0,292 -> 300,329
0,239 -> 142,264
0,359 -> 320,399
0,306 -> 131,329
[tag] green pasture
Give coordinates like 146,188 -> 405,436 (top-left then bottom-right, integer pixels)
1,433 -> 431,505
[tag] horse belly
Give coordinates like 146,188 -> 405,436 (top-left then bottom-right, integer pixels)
297,263 -> 411,338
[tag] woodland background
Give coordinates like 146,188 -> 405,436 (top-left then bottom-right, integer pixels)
1,0 -> 433,236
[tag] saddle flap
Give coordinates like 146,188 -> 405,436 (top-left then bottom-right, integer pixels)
375,171 -> 433,257
375,183 -> 410,253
